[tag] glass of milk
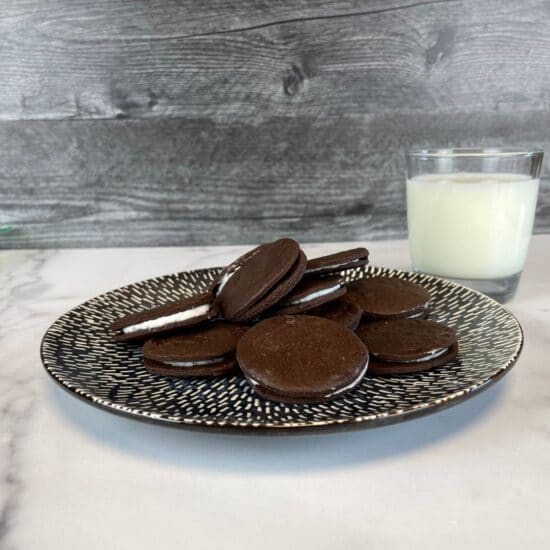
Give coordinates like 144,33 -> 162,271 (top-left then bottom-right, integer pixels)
406,148 -> 543,302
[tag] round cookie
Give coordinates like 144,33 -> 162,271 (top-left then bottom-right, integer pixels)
356,319 -> 458,375
237,315 -> 369,403
305,299 -> 362,331
367,343 -> 459,375
305,247 -> 369,277
111,291 -> 216,343
212,245 -> 265,295
345,276 -> 430,319
143,322 -> 249,377
233,251 -> 307,322
275,276 -> 346,315
215,238 -> 301,321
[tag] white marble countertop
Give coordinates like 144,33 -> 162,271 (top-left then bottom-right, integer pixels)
1,237 -> 550,549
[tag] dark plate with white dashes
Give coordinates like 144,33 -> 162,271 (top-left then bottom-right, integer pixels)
40,266 -> 523,432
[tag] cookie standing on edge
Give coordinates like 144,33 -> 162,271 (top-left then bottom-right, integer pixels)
111,291 -> 216,343
237,315 -> 369,403
305,247 -> 369,277
143,322 -> 249,377
345,276 -> 430,319
212,245 -> 265,295
275,276 -> 346,315
233,251 -> 307,322
356,318 -> 458,375
214,238 -> 301,321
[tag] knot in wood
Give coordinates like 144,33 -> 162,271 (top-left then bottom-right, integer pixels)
283,65 -> 304,96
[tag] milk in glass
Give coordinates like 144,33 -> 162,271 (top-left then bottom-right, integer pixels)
406,173 -> 539,280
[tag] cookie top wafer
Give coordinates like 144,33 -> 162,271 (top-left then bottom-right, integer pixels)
215,238 -> 301,321
356,318 -> 458,375
345,276 -> 430,319
111,291 -> 216,342
305,247 -> 369,277
142,322 -> 248,377
237,315 -> 369,403
305,298 -> 362,330
366,344 -> 459,375
234,251 -> 307,322
356,319 -> 456,362
212,245 -> 265,295
275,276 -> 346,315
144,322 -> 248,363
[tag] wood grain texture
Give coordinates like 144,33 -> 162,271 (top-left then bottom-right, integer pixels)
1,113 -> 548,248
0,0 -> 549,247
1,0 -> 550,121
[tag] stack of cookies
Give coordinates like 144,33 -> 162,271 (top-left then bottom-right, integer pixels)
111,238 -> 458,404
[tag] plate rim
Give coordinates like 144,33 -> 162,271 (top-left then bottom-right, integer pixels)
40,266 -> 524,432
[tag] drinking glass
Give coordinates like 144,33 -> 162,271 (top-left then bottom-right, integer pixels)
406,147 -> 543,302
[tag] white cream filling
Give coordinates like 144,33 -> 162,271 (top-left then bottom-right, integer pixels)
121,304 -> 210,334
306,258 -> 362,273
391,347 -> 448,363
216,270 -> 235,295
329,358 -> 369,396
216,247 -> 262,296
286,284 -> 342,306
406,310 -> 427,319
165,357 -> 225,368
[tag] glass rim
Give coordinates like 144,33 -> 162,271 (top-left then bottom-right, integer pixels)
407,147 -> 544,159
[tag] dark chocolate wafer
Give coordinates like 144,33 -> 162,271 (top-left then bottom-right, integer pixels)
356,318 -> 458,375
237,315 -> 369,403
368,344 -> 458,375
143,322 -> 248,376
215,238 -> 301,321
305,299 -> 362,331
345,276 -> 430,319
275,276 -> 346,315
234,251 -> 307,322
305,247 -> 369,277
111,291 -> 216,343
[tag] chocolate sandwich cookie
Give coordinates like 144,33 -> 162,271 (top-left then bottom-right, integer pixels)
345,276 -> 430,320
213,245 -> 265,295
305,299 -> 362,331
356,318 -> 458,375
111,291 -> 216,343
233,251 -> 307,322
143,322 -> 248,377
237,316 -> 369,403
215,238 -> 301,321
275,276 -> 346,315
305,247 -> 369,277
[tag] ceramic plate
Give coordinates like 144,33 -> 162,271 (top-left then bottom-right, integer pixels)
41,266 -> 523,432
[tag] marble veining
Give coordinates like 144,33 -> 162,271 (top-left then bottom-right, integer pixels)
0,250 -> 52,548
1,239 -> 550,549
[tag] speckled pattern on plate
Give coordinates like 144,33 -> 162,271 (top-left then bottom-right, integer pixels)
40,266 -> 523,431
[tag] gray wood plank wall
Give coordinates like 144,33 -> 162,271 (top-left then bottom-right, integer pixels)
1,0 -> 549,248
